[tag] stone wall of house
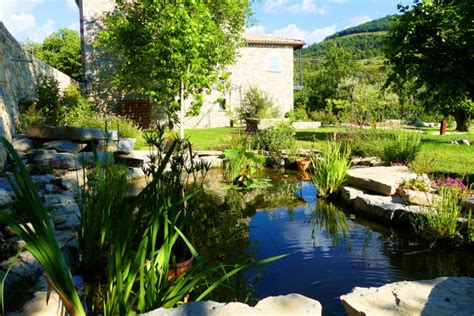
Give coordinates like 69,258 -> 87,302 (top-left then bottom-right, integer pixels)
78,0 -> 117,106
0,22 -> 75,167
183,44 -> 295,128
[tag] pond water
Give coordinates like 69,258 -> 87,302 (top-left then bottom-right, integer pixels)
191,169 -> 474,315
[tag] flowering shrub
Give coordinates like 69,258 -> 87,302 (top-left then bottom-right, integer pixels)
432,177 -> 467,190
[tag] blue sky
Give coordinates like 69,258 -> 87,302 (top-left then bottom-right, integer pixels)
0,0 -> 408,45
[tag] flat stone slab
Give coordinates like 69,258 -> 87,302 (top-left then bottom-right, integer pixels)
43,139 -> 86,153
12,137 -> 34,152
341,277 -> 474,316
348,166 -> 417,196
142,294 -> 322,316
398,188 -> 442,207
25,125 -> 118,141
118,150 -> 151,168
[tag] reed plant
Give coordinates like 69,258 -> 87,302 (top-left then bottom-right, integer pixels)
411,187 -> 463,239
310,141 -> 351,198
0,138 -> 85,316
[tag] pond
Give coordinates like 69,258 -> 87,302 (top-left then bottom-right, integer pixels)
190,169 -> 474,315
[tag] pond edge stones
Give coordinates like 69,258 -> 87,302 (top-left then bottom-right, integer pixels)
347,166 -> 417,196
340,277 -> 474,316
141,294 -> 322,316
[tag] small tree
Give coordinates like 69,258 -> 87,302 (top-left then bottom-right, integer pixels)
238,86 -> 279,120
98,0 -> 251,138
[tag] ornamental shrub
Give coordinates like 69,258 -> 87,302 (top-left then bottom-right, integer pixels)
238,86 -> 279,120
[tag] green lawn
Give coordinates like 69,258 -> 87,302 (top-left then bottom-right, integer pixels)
136,126 -> 474,179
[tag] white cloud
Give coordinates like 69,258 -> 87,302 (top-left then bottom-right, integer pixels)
0,0 -> 55,42
264,0 -> 328,15
328,0 -> 347,3
248,13 -> 372,46
270,23 -> 337,45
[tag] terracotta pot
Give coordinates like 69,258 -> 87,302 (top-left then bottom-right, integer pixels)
168,256 -> 194,281
296,157 -> 311,172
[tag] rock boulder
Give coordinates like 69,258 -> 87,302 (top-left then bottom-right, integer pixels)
341,277 -> 474,316
142,294 -> 322,316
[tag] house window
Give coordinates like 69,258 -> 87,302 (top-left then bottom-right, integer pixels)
268,55 -> 281,72
218,98 -> 226,111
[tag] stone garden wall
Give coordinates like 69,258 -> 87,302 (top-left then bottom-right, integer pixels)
0,22 -> 75,167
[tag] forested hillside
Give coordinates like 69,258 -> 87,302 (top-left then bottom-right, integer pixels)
303,16 -> 396,59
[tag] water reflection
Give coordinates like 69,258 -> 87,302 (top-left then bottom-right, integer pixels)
190,169 -> 474,313
309,200 -> 349,248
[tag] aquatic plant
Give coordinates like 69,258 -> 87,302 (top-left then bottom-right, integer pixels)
310,141 -> 351,198
411,187 -> 463,239
223,148 -> 271,190
0,137 -> 85,316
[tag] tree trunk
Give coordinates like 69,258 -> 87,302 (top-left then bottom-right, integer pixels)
180,81 -> 185,139
452,109 -> 470,132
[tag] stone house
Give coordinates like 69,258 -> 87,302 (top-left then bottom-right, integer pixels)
76,0 -> 305,128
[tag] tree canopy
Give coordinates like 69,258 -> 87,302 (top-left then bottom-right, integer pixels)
97,0 -> 251,125
24,29 -> 82,81
385,0 -> 473,131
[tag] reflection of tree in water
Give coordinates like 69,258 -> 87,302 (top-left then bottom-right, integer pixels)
188,189 -> 257,302
250,174 -> 305,212
309,200 -> 349,248
381,235 -> 474,279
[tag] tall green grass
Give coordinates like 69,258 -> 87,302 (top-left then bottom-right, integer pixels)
310,141 -> 351,198
411,187 -> 463,239
0,138 -> 85,316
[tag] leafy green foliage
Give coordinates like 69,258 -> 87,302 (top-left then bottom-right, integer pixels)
0,138 -> 85,316
98,0 -> 250,118
385,0 -> 474,131
252,123 -> 296,153
310,141 -> 351,198
238,86 -> 279,120
299,41 -> 358,112
223,148 -> 271,190
24,29 -> 82,80
34,74 -> 61,123
330,77 -> 400,126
